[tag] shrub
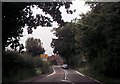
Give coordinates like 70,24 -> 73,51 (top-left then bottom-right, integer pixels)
41,62 -> 50,74
2,51 -> 36,82
2,51 -> 50,82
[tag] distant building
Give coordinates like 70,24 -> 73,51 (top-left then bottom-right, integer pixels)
48,55 -> 56,61
47,54 -> 64,65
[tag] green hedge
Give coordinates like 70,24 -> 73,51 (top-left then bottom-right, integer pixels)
2,51 -> 50,82
2,51 -> 36,82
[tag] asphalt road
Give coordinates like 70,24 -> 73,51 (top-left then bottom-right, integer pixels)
29,66 -> 102,84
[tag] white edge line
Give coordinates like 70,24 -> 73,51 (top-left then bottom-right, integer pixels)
47,67 -> 55,77
75,71 -> 85,77
86,76 -> 103,84
75,70 -> 102,84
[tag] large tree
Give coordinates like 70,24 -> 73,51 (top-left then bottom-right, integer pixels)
51,21 -> 86,68
2,2 -> 74,51
77,2 -> 120,77
51,22 -> 78,66
51,2 -> 120,77
25,37 -> 45,56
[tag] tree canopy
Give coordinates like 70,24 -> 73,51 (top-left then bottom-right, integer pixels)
25,37 -> 45,56
51,22 -> 79,67
2,2 -> 74,51
51,2 -> 120,77
78,2 -> 120,77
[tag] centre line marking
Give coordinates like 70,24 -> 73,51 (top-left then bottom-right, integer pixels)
62,69 -> 68,80
61,80 -> 71,82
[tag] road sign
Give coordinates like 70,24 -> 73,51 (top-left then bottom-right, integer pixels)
40,54 -> 48,61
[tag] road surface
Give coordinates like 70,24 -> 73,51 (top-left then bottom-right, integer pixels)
27,66 -> 102,84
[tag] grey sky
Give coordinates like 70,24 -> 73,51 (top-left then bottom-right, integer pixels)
19,1 -> 91,56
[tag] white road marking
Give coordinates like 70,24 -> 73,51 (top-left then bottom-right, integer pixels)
75,71 -> 85,77
61,80 -> 71,82
47,67 -> 56,77
62,69 -> 68,80
65,71 -> 67,79
75,70 -> 102,83
86,76 -> 103,84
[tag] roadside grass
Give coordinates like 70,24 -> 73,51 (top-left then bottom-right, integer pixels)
78,67 -> 120,84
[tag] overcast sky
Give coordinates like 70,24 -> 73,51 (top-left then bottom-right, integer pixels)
20,1 -> 91,56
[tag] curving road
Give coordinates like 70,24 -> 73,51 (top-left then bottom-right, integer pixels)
30,66 -> 102,84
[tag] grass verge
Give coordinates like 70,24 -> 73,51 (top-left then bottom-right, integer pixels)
78,67 -> 120,84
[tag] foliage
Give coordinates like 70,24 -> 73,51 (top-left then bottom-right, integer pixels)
33,56 -> 44,68
25,37 -> 45,56
51,2 -> 120,78
78,67 -> 120,84
77,2 -> 120,77
2,51 -> 36,82
2,51 -> 50,82
41,62 -> 50,74
51,22 -> 78,67
2,2 -> 74,51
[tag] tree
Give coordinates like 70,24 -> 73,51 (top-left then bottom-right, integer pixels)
2,2 -> 74,51
51,2 -> 120,77
25,37 -> 45,56
51,22 -> 78,67
77,2 -> 120,77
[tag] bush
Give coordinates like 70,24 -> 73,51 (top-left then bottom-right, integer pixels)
2,51 -> 36,82
33,56 -> 44,68
2,51 -> 50,82
41,62 -> 50,74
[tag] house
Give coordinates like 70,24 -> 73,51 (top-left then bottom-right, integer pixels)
47,54 -> 64,65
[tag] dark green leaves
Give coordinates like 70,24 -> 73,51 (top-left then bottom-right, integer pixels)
25,37 -> 45,56
2,2 -> 74,51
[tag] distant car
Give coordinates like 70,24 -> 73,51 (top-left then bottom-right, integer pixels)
62,64 -> 68,69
